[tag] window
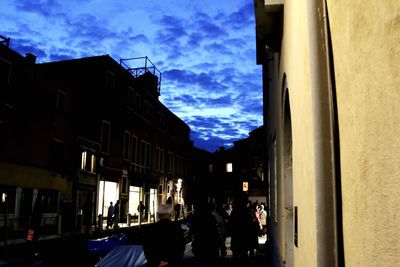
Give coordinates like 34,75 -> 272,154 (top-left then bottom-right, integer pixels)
123,131 -> 131,160
129,186 -> 141,216
167,152 -> 174,175
135,93 -> 142,111
155,147 -> 164,171
141,141 -> 152,168
81,151 -> 87,170
226,163 -> 233,173
90,154 -> 96,173
0,58 -> 11,87
127,87 -> 134,107
101,120 -> 111,153
50,139 -> 65,170
56,90 -> 67,113
208,164 -> 214,173
105,71 -> 116,90
131,135 -> 137,163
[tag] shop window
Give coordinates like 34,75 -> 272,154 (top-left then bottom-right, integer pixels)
98,181 -> 118,216
128,186 -> 141,216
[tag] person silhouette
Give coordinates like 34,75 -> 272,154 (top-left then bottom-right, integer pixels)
143,204 -> 185,267
107,201 -> 114,229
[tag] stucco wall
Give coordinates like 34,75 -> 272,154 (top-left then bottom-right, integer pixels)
268,0 -> 319,266
327,1 -> 400,266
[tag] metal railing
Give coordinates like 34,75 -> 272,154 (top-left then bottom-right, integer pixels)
120,56 -> 162,94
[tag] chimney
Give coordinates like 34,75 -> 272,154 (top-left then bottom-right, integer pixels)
25,53 -> 37,65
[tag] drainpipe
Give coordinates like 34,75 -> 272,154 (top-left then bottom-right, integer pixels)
307,0 -> 342,266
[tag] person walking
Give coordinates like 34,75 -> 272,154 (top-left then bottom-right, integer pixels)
113,200 -> 120,228
106,201 -> 114,229
138,201 -> 145,221
143,204 -> 185,267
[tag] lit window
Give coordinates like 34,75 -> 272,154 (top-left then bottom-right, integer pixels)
226,163 -> 233,173
90,154 -> 96,173
208,164 -> 214,173
243,182 -> 249,192
81,151 -> 87,170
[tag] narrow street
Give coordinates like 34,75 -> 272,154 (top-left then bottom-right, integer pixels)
1,229 -> 270,267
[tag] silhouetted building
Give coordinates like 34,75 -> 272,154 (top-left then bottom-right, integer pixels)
206,126 -> 267,205
0,38 -> 192,237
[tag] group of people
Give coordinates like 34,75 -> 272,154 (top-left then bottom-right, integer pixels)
106,200 -> 120,229
141,193 -> 269,267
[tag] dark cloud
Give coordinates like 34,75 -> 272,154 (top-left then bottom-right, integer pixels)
203,42 -> 233,55
224,3 -> 255,30
156,15 -> 187,44
163,69 -> 228,92
65,14 -> 116,41
127,33 -> 150,43
193,12 -> 227,38
206,95 -> 232,107
14,0 -> 65,17
9,37 -> 48,59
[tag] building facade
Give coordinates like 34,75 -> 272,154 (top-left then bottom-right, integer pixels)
254,1 -> 400,267
0,38 -> 193,239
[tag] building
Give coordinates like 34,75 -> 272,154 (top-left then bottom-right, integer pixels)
205,126 -> 267,206
0,37 -> 193,239
254,1 -> 400,267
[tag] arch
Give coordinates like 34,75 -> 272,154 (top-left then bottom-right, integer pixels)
282,77 -> 294,267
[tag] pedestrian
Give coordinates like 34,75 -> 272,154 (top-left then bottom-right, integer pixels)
113,200 -> 120,228
143,204 -> 185,267
191,197 -> 225,266
107,201 -> 114,229
210,203 -> 227,258
259,204 -> 267,237
248,202 -> 262,257
138,201 -> 145,219
229,192 -> 253,262
174,203 -> 181,221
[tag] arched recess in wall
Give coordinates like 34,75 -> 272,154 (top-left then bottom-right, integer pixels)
282,75 -> 294,267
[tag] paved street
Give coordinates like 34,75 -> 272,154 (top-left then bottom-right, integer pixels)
182,236 -> 269,267
0,229 -> 270,267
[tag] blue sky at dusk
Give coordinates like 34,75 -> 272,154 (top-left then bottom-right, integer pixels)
1,0 -> 263,152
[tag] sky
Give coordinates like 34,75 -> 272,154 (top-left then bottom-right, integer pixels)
0,0 -> 263,152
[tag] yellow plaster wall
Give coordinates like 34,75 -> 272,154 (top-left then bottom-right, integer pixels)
279,0 -> 318,266
327,1 -> 400,266
0,162 -> 73,201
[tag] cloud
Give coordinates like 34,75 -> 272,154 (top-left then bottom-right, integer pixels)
14,0 -> 65,17
8,37 -> 48,59
224,3 -> 255,30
